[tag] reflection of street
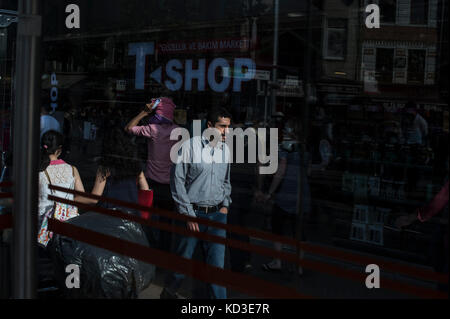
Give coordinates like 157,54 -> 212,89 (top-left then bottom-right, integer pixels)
140,236 -> 433,299
133,165 -> 437,299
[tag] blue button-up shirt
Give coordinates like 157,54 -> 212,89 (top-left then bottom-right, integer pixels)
170,136 -> 232,217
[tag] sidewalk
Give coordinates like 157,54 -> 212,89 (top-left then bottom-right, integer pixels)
138,235 -> 438,299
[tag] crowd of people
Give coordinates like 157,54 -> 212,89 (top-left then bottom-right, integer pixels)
36,95 -> 323,299
33,95 -> 449,298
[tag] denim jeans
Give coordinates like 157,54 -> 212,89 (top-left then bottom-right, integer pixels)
164,210 -> 227,299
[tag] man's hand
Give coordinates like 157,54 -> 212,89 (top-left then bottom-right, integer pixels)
187,221 -> 200,232
219,207 -> 228,215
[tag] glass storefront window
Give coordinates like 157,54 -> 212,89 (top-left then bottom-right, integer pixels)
1,0 -> 449,299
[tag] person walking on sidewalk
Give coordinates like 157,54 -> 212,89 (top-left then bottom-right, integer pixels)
125,97 -> 178,250
261,119 -> 311,275
161,107 -> 232,299
87,128 -> 150,216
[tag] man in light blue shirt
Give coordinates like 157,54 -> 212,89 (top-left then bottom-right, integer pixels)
161,107 -> 232,299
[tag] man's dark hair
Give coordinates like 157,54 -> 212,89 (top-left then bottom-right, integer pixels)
207,107 -> 232,126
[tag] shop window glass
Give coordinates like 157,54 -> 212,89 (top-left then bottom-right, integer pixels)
324,19 -> 347,60
2,0 -> 449,299
376,48 -> 394,83
407,49 -> 426,84
379,0 -> 397,24
410,0 -> 429,25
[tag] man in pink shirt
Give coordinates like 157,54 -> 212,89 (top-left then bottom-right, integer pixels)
125,97 -> 178,250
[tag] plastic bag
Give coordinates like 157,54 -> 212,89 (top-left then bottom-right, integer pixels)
52,212 -> 155,298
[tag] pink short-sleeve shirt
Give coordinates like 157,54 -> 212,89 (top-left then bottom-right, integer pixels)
130,123 -> 178,184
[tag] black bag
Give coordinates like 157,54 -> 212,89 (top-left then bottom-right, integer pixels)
52,212 -> 155,298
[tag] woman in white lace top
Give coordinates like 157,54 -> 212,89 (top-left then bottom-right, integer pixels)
38,130 -> 95,233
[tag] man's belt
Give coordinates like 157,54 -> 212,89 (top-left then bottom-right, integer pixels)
192,204 -> 220,213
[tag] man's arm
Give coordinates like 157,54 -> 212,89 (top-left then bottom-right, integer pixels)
171,143 -> 200,232
170,142 -> 195,217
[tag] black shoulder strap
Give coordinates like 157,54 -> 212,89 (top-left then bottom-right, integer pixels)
44,169 -> 55,195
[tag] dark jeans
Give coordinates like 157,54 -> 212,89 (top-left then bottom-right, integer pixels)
145,178 -> 175,252
164,210 -> 227,299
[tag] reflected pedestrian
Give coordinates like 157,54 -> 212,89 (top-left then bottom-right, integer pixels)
125,97 -> 178,250
161,107 -> 232,299
261,119 -> 311,275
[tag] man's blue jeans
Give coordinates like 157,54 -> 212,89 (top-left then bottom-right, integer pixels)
164,210 -> 227,299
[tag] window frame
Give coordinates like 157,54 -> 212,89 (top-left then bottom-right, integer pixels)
323,17 -> 348,61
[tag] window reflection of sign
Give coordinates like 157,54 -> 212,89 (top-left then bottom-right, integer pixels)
222,66 -> 250,79
276,79 -> 304,97
394,57 -> 406,68
157,38 -> 252,54
254,70 -> 270,81
116,80 -> 127,91
129,42 -> 256,92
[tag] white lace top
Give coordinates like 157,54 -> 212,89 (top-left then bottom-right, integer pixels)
38,160 -> 75,229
